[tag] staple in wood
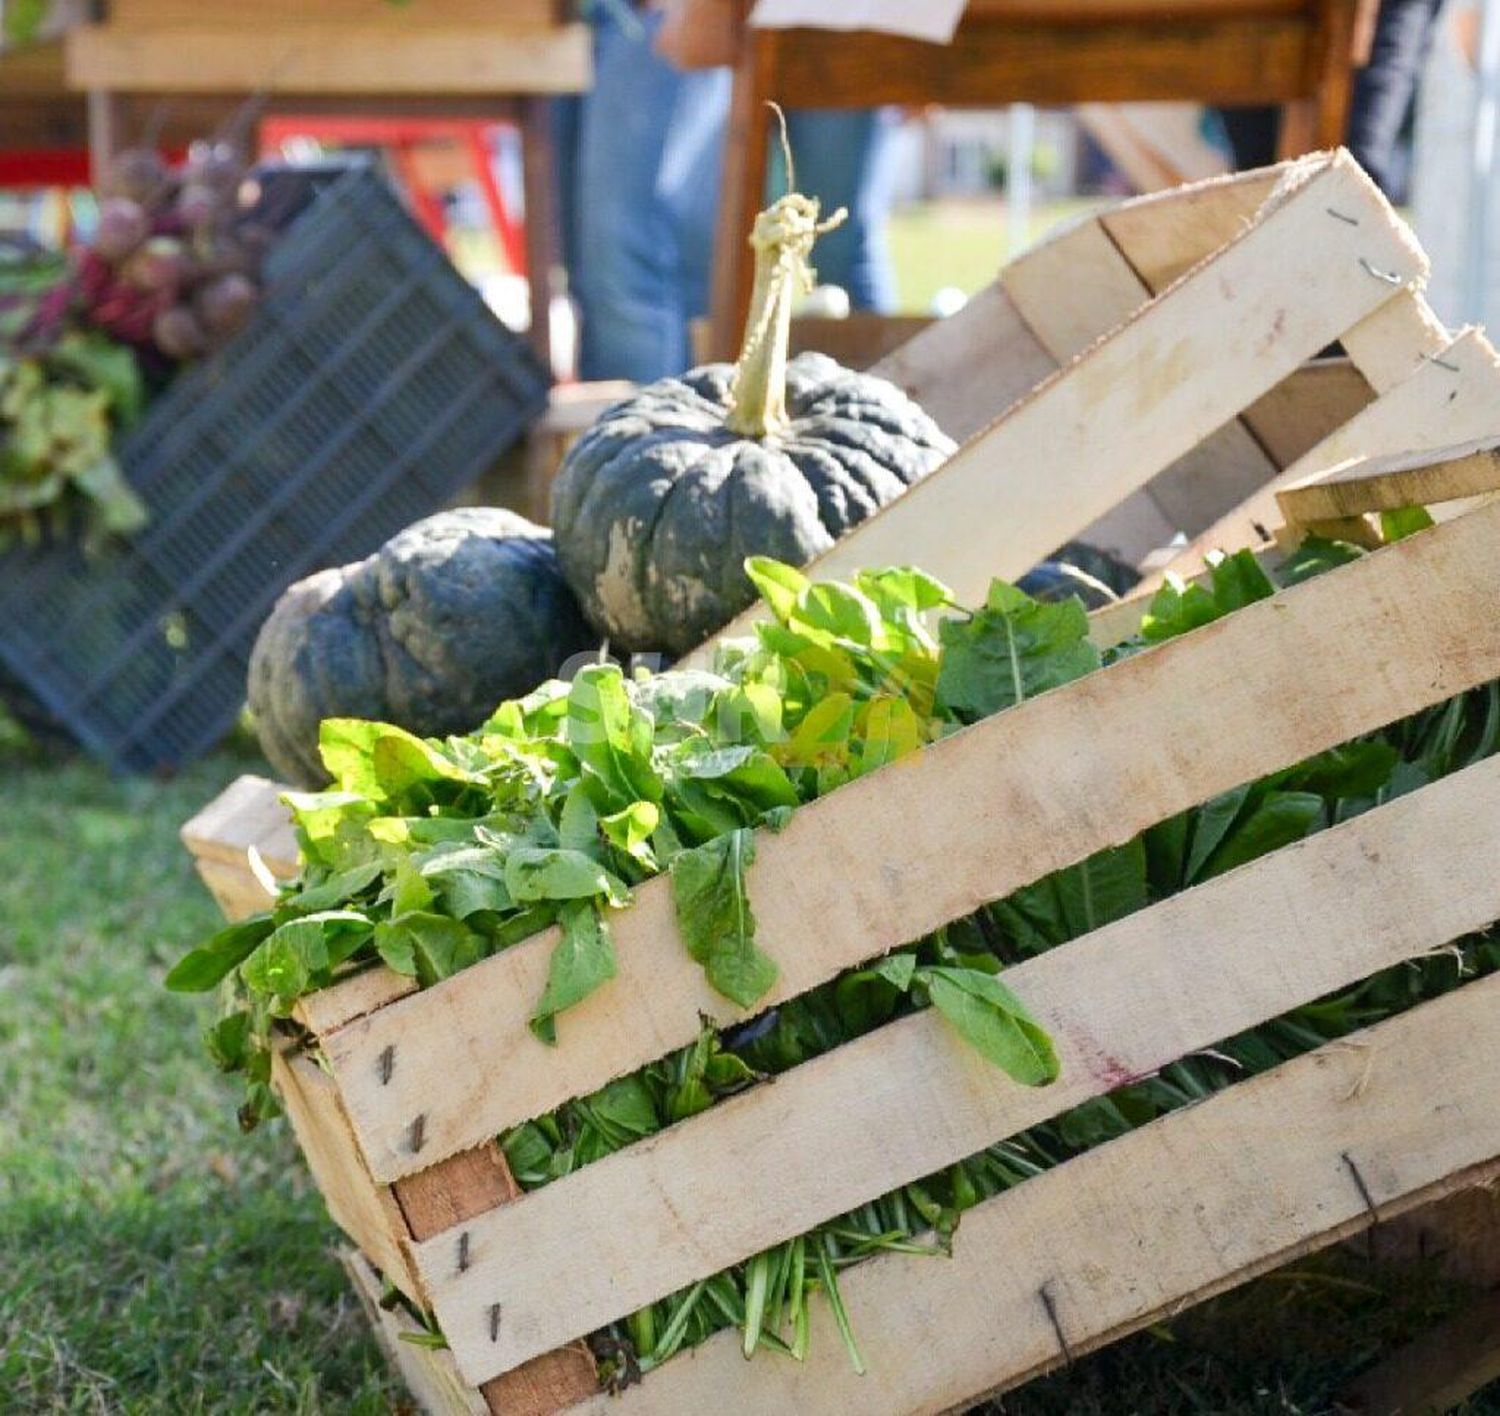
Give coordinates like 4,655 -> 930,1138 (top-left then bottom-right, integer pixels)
1326,207 -> 1359,225
1343,1150 -> 1383,1223
378,1045 -> 395,1085
409,1114 -> 426,1154
1039,1283 -> 1072,1365
1359,256 -> 1405,286
457,1232 -> 470,1274
489,1303 -> 502,1343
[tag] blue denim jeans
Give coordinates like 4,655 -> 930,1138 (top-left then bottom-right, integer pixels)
558,9 -> 896,382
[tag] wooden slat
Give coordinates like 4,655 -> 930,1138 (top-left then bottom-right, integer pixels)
1340,1291 -> 1500,1416
1339,287 -> 1451,392
1142,324 -> 1500,586
765,17 -> 1313,108
65,22 -> 591,94
180,772 -> 297,874
394,1148 -> 597,1415
682,151 -> 1422,663
1099,163 -> 1280,289
418,757 -> 1500,1384
272,1051 -> 421,1301
1001,216 -> 1145,358
319,499 -> 1500,1184
1240,357 -> 1374,466
342,1249 -> 488,1416
576,977 -> 1500,1416
297,967 -> 418,1040
787,313 -> 935,371
1276,436 -> 1500,525
110,0 -> 561,27
867,282 -> 1056,443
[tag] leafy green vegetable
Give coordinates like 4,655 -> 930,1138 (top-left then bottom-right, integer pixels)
670,830 -> 777,1008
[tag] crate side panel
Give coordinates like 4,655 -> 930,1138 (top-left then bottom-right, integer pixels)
420,756 -> 1500,1383
326,499 -> 1500,1183
577,975 -> 1500,1416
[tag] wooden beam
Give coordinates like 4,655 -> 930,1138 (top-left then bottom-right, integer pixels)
66,22 -> 591,95
572,977 -> 1500,1415
1339,1290 -> 1500,1416
318,499 -> 1500,1184
1276,436 -> 1500,525
415,758 -> 1500,1384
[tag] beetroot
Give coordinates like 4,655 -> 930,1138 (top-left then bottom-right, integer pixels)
93,199 -> 150,263
122,237 -> 187,295
194,273 -> 257,338
152,306 -> 208,360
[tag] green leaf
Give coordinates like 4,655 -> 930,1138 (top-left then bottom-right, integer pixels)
204,1011 -> 255,1072
920,966 -> 1059,1086
287,861 -> 382,914
1197,790 -> 1324,879
530,901 -> 618,1043
567,665 -> 662,806
669,828 -> 778,1008
164,915 -> 273,991
600,800 -> 659,869
936,582 -> 1099,721
1277,535 -> 1363,586
745,556 -> 809,623
417,846 -> 512,918
1380,505 -> 1435,542
504,846 -> 625,903
854,695 -> 922,776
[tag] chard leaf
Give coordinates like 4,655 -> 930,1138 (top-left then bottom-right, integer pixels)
920,966 -> 1058,1086
504,846 -> 626,904
670,828 -> 778,1008
417,846 -> 512,919
600,800 -> 659,869
745,556 -> 809,623
378,912 -> 479,986
531,901 -> 618,1044
854,695 -> 922,776
936,582 -> 1098,721
568,665 -> 662,806
287,861 -> 382,914
164,915 -> 273,991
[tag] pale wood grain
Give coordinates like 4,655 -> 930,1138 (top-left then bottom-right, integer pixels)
572,976 -> 1500,1416
1276,435 -> 1500,524
417,757 -> 1500,1384
1339,287 -> 1451,392
320,499 -> 1500,1184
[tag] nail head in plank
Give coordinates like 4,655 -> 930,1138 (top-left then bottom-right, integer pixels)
416,757 -> 1500,1383
323,500 -> 1500,1184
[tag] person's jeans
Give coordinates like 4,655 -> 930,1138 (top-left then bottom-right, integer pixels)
562,9 -> 896,382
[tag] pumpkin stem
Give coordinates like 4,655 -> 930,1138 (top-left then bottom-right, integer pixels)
725,191 -> 847,440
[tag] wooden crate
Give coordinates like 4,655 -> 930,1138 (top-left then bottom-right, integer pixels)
184,481 -> 1500,1412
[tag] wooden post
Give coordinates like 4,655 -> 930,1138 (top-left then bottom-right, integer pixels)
85,88 -> 125,183
519,95 -> 560,374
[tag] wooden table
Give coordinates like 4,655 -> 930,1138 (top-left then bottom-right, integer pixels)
710,0 -> 1376,356
62,0 -> 592,370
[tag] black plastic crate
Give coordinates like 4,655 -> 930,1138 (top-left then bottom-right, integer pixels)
0,164 -> 550,773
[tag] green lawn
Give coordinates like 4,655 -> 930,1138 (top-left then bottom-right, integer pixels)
2,735 -> 1497,1412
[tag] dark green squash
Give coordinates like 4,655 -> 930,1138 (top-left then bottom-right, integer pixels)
248,508 -> 596,786
551,192 -> 955,657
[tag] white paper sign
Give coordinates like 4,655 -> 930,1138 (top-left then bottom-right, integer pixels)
749,0 -> 967,45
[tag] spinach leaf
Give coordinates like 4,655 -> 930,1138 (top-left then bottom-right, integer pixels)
918,967 -> 1058,1086
530,901 -> 618,1044
670,828 -> 778,1008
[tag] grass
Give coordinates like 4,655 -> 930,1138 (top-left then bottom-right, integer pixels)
0,743 -> 396,1413
3,734 -> 1497,1412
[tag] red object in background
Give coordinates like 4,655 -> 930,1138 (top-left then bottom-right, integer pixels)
0,147 -> 189,188
258,116 -> 527,275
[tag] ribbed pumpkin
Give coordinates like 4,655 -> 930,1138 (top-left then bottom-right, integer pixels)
551,192 -> 955,657
248,508 -> 595,786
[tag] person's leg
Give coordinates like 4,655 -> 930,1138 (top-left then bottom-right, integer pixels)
1346,0 -> 1446,201
784,108 -> 898,311
572,9 -> 687,382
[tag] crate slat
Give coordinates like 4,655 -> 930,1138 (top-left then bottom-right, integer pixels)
1277,436 -> 1500,525
416,755 -> 1500,1384
679,151 -> 1423,666
318,499 -> 1500,1185
1143,323 -> 1500,586
570,975 -> 1500,1416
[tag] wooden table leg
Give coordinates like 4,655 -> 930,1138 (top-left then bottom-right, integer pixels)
709,23 -> 774,361
519,95 -> 560,376
1278,0 -> 1363,158
86,90 -> 125,185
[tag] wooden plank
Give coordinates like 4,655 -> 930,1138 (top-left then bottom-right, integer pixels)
1339,287 -> 1451,392
1240,357 -> 1374,466
577,977 -> 1500,1416
764,17 -> 1314,108
867,283 -> 1055,444
394,1148 -> 597,1416
1141,325 -> 1500,586
189,855 -> 278,925
683,151 -> 1423,662
296,968 -> 418,1039
1001,216 -> 1145,359
1370,1184 -> 1500,1287
342,1249 -> 488,1416
65,22 -> 592,94
319,499 -> 1500,1184
180,773 -> 297,873
1276,436 -> 1500,524
272,1051 -> 421,1301
1098,163 -> 1280,290
788,313 -> 935,371
417,758 -> 1500,1384
110,0 -> 561,27
1339,1290 -> 1500,1416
